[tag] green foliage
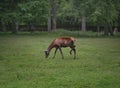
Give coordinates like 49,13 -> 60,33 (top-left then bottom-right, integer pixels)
0,35 -> 120,88
70,0 -> 119,35
71,0 -> 94,16
71,0 -> 119,26
57,0 -> 78,25
50,29 -> 120,38
89,0 -> 118,26
0,0 -> 21,23
0,30 -> 120,38
0,0 -> 48,25
0,0 -> 120,33
18,0 -> 48,25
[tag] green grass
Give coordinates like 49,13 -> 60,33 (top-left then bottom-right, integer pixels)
0,33 -> 120,88
0,29 -> 120,38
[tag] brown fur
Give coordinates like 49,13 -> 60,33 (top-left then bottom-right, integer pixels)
44,37 -> 76,59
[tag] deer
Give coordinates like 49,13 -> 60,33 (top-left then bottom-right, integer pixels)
44,37 -> 76,60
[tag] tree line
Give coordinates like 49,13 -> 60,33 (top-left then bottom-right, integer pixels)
0,0 -> 120,35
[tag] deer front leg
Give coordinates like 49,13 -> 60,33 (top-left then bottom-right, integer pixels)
52,47 -> 58,59
58,47 -> 64,59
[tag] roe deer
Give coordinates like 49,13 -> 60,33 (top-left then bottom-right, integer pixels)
44,37 -> 76,59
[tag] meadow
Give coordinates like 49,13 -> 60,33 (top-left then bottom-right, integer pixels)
0,32 -> 120,88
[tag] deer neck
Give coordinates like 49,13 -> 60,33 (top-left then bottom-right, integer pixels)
47,44 -> 54,53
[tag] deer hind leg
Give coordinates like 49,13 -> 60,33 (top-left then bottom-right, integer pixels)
52,47 -> 58,59
58,47 -> 64,59
70,49 -> 72,55
70,45 -> 76,54
73,48 -> 76,60
70,46 -> 76,59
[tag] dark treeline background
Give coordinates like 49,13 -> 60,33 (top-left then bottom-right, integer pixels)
0,0 -> 120,36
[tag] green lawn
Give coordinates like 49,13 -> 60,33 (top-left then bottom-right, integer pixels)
0,34 -> 120,88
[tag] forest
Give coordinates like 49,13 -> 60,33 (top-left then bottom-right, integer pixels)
0,0 -> 120,36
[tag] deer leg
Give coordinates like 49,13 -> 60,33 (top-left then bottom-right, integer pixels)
52,47 -> 58,59
70,45 -> 75,55
70,46 -> 76,59
73,48 -> 76,60
70,49 -> 72,55
58,47 -> 64,59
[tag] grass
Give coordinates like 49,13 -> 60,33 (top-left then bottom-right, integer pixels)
0,29 -> 120,38
0,32 -> 120,88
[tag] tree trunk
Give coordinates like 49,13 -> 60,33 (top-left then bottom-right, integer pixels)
10,20 -> 18,34
104,24 -> 114,36
97,25 -> 100,36
27,22 -> 31,32
48,17 -> 51,31
104,25 -> 109,36
15,22 -> 19,32
1,21 -> 6,32
81,16 -> 86,32
109,25 -> 114,36
52,0 -> 57,31
48,0 -> 51,31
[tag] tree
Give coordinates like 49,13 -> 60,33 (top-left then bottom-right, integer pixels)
57,0 -> 78,25
0,0 -> 48,33
47,0 -> 52,31
51,0 -> 57,31
0,0 -> 23,33
19,0 -> 48,24
89,0 -> 119,36
71,0 -> 94,32
47,0 -> 57,31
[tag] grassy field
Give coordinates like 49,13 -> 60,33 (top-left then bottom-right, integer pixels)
0,33 -> 120,88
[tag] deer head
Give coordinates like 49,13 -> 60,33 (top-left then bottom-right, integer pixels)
44,50 -> 49,58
